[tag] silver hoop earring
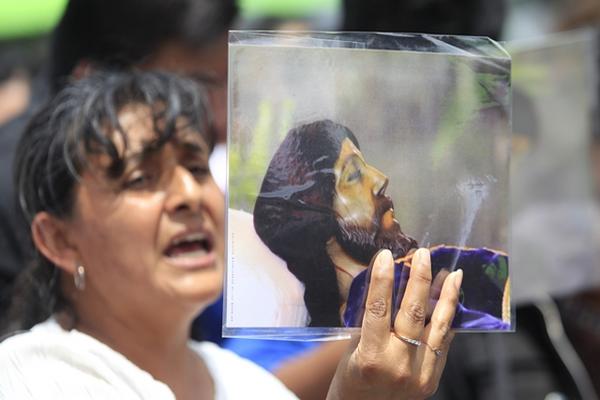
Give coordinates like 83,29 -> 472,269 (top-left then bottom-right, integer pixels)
74,265 -> 86,291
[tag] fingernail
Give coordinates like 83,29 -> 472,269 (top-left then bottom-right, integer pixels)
453,269 -> 463,291
377,249 -> 393,267
413,247 -> 429,264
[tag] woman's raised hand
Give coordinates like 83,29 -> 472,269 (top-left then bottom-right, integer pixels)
327,248 -> 462,399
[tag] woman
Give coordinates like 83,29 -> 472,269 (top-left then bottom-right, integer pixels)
0,71 -> 462,399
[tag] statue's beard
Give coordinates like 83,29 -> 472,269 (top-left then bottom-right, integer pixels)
334,201 -> 418,265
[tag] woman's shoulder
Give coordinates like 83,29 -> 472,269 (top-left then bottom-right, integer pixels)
191,341 -> 298,400
0,318 -> 175,399
1,318 -> 107,362
1,318 -> 73,360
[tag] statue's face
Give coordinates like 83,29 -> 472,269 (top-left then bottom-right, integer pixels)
333,138 -> 397,232
332,138 -> 416,263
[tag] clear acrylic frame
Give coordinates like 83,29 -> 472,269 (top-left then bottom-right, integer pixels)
224,31 -> 512,340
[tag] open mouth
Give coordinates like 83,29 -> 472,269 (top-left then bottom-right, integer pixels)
164,232 -> 214,261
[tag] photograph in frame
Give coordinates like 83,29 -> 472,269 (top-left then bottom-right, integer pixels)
225,32 -> 512,339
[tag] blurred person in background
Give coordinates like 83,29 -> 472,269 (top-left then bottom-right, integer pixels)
0,33 -> 53,323
0,41 -> 33,126
0,0 -> 63,305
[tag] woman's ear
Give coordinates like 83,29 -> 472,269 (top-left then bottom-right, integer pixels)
31,212 -> 79,275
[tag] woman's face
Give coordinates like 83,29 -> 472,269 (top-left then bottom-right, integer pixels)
66,104 -> 224,317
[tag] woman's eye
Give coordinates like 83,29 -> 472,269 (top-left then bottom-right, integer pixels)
123,172 -> 154,189
188,165 -> 210,179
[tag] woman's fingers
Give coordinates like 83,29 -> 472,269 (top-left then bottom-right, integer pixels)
359,249 -> 395,354
393,248 -> 432,344
430,269 -> 449,302
419,269 -> 462,380
331,248 -> 462,400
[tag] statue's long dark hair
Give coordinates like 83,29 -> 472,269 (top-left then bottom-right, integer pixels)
253,119 -> 359,327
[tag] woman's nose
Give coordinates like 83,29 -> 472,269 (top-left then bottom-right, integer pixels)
369,166 -> 389,197
165,166 -> 203,213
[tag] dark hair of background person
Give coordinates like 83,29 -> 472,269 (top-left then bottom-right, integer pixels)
2,71 -> 211,334
343,0 -> 506,40
253,120 -> 360,327
49,0 -> 237,93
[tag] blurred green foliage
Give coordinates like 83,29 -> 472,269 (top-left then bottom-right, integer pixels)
239,0 -> 339,18
229,98 -> 296,211
0,0 -> 67,39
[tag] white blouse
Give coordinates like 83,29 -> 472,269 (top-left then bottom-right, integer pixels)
0,318 -> 297,399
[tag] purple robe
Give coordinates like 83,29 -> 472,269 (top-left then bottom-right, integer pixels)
343,246 -> 510,330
